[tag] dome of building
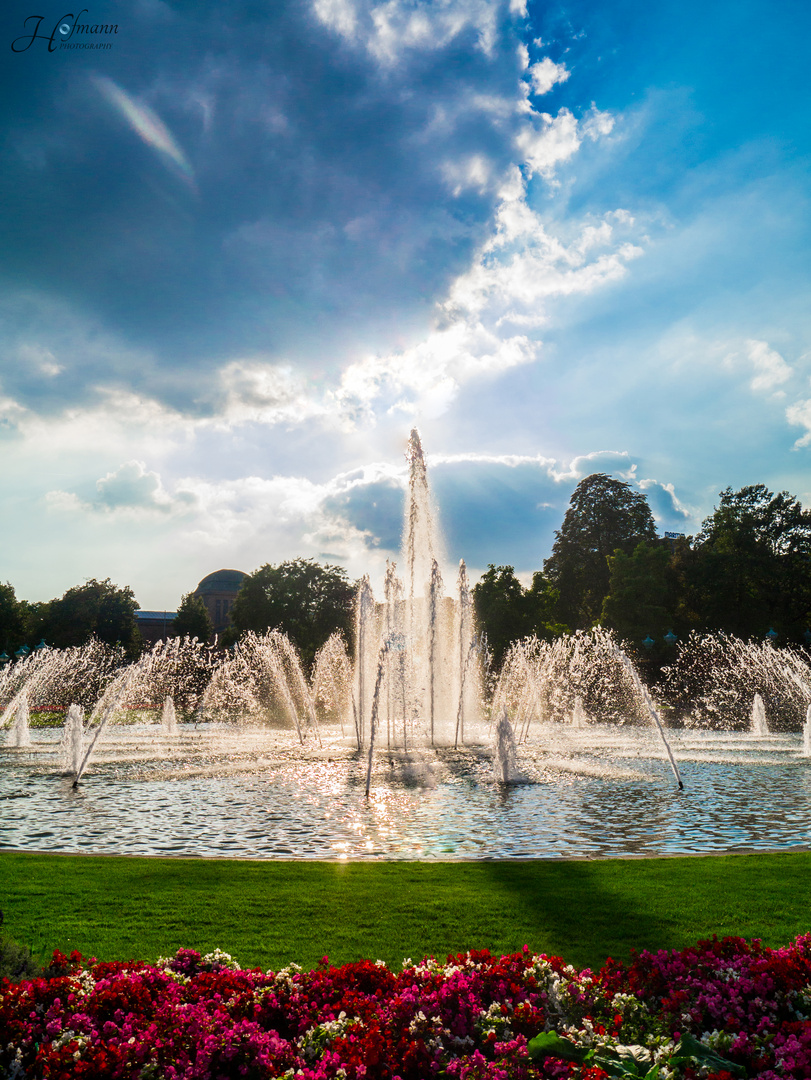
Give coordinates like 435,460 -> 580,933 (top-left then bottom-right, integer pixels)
194,569 -> 248,594
192,569 -> 248,635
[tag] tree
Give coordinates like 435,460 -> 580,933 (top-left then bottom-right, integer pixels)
172,593 -> 214,642
473,565 -> 566,667
0,582 -> 26,654
544,474 -> 658,629
601,541 -> 673,649
41,578 -> 140,655
229,559 -> 355,668
689,484 -> 811,640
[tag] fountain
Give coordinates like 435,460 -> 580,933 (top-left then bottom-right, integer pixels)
7,695 -> 31,748
161,697 -> 178,735
751,693 -> 769,736
3,430 -> 811,859
571,697 -> 587,729
58,704 -> 84,774
493,709 -> 518,783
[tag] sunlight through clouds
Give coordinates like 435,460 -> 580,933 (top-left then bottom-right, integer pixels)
1,0 -> 809,605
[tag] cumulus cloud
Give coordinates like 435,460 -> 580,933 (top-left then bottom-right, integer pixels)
0,0 -> 632,441
446,167 -> 643,328
332,161 -> 645,422
312,0 -> 504,63
786,399 -> 811,448
713,337 -> 795,407
549,450 -> 638,483
306,450 -> 694,576
0,392 -> 28,437
636,478 -> 693,526
0,0 -> 542,411
48,461 -> 198,517
214,360 -> 328,426
515,105 -> 613,179
745,339 -> 792,394
526,57 -> 570,95
334,321 -> 537,422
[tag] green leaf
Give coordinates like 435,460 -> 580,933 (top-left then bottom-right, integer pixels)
527,1031 -> 590,1063
670,1032 -> 747,1077
529,1033 -> 661,1077
615,1045 -> 654,1068
591,1054 -> 650,1078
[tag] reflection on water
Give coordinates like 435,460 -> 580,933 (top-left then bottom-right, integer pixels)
1,723 -> 810,859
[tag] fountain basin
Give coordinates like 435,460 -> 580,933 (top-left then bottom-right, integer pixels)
2,723 -> 810,860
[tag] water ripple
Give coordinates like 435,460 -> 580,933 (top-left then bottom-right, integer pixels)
1,725 -> 810,858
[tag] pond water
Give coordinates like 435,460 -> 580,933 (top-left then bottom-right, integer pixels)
2,723 -> 810,860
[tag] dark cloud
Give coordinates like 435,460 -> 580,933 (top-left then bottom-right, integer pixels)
322,459 -> 570,572
432,459 -> 563,569
323,477 -> 403,550
637,478 -> 691,531
1,0 -> 529,415
320,457 -> 697,575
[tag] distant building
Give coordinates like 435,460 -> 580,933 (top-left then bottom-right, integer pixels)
136,610 -> 177,645
193,568 -> 247,635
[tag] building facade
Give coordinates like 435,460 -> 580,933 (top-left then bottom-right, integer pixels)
135,610 -> 177,645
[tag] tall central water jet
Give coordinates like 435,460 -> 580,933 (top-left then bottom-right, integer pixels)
353,429 -> 483,758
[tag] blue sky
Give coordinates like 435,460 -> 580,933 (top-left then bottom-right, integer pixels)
1,0 -> 810,608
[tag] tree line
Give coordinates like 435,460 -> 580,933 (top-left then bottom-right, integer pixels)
473,475 -> 811,666
0,561 -> 355,670
3,476 -> 810,670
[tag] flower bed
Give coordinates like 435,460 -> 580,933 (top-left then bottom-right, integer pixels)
2,935 -> 811,1078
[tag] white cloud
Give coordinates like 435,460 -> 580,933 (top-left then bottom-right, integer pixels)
334,320 -> 537,422
312,0 -> 358,40
745,338 -> 792,394
428,449 -> 556,469
581,106 -> 615,140
48,460 -> 198,517
513,103 -> 613,178
440,154 -> 497,196
144,466 -> 408,587
550,450 -> 638,483
445,167 -> 644,327
312,0 -> 502,63
515,107 -> 581,177
17,344 -> 63,377
0,392 -> 28,434
715,337 -> 794,402
215,359 -> 328,426
0,115 -> 646,486
637,478 -> 693,523
786,399 -> 811,447
527,57 -> 569,95
329,142 -> 645,423
17,389 -> 193,462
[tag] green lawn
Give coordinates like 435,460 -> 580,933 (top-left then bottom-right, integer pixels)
2,851 -> 810,973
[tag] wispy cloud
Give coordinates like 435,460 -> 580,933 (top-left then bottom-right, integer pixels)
92,75 -> 195,187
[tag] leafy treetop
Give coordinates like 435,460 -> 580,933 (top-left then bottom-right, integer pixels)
229,558 -> 355,669
544,474 -> 657,629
